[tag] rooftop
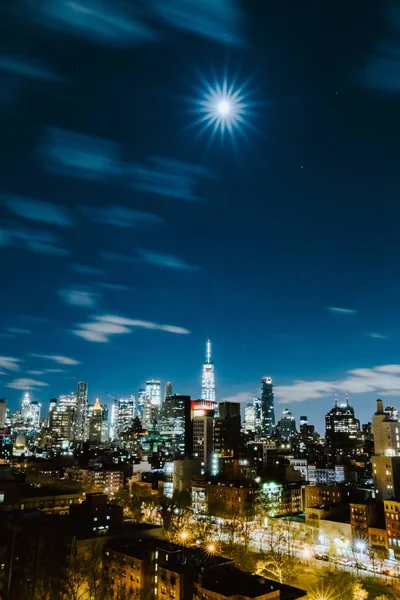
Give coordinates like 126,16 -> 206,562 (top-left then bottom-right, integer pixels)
200,566 -> 307,600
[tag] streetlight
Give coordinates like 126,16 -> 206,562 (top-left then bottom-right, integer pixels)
207,543 -> 216,554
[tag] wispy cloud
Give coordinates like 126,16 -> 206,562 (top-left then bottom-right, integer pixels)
27,370 -> 45,375
73,313 -> 190,343
0,357 -> 21,371
7,378 -> 48,390
7,328 -> 32,335
96,282 -> 132,292
23,0 -> 157,47
149,0 -> 242,45
129,157 -> 214,202
365,332 -> 388,339
30,354 -> 80,365
0,225 -> 69,256
362,6 -> 400,94
42,127 -> 121,181
3,195 -> 72,227
220,391 -> 254,404
58,287 -> 99,309
327,306 -> 358,315
81,205 -> 164,228
139,249 -> 198,270
71,264 -> 106,276
0,57 -> 62,82
275,363 -> 400,404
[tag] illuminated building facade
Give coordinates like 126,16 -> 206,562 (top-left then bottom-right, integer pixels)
29,401 -> 41,430
276,408 -> 297,441
21,392 -> 31,424
58,392 -> 77,409
372,399 -> 400,456
159,394 -> 191,457
191,400 -> 214,472
325,395 -> 360,453
201,340 -> 216,411
142,380 -> 161,430
136,389 -> 145,422
0,399 -> 5,428
74,381 -> 88,442
89,398 -> 103,444
260,377 -> 275,437
244,402 -> 255,432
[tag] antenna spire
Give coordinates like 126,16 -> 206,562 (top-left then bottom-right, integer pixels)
206,339 -> 212,364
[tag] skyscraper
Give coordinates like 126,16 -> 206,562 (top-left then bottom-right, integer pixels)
165,381 -> 173,400
115,397 -> 135,434
59,392 -> 77,409
136,389 -> 145,423
159,394 -> 191,456
325,395 -> 360,453
75,381 -> 88,442
29,401 -> 41,430
21,392 -> 31,423
260,377 -> 275,437
244,402 -> 256,433
0,399 -> 6,429
89,398 -> 103,444
201,340 -> 216,410
371,399 -> 400,500
142,380 -> 161,430
276,408 -> 297,441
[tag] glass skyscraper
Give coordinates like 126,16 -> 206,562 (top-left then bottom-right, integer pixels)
201,340 -> 216,411
261,376 -> 275,437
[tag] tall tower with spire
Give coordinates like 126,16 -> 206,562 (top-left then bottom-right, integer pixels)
201,340 -> 216,409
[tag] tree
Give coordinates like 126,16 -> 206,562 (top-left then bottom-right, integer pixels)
254,517 -> 302,584
352,581 -> 368,600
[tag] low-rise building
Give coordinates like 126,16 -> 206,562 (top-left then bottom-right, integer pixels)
206,481 -> 257,519
303,484 -> 343,508
384,499 -> 400,559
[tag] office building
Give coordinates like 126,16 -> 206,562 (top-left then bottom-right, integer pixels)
0,399 -> 5,428
58,392 -> 77,409
372,399 -> 400,456
114,396 -> 135,435
325,395 -> 360,453
261,376 -> 275,437
74,381 -> 88,442
214,401 -> 241,459
164,381 -> 172,400
201,339 -> 216,411
191,400 -> 214,472
136,388 -> 145,422
21,392 -> 31,424
89,398 -> 103,444
50,406 -> 74,447
277,408 -> 297,441
29,401 -> 41,430
142,380 -> 161,430
371,399 -> 400,500
159,394 -> 191,456
244,402 -> 256,432
48,397 -> 57,427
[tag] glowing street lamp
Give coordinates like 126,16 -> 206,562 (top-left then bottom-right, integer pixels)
207,543 -> 216,554
355,540 -> 367,553
179,530 -> 189,545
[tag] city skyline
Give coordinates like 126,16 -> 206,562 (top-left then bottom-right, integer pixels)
1,1 -> 400,433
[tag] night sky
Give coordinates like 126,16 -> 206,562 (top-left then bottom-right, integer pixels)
1,0 -> 400,432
